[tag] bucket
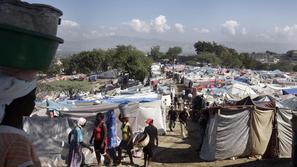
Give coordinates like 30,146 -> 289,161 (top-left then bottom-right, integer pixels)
132,132 -> 150,147
0,0 -> 63,36
0,0 -> 63,70
119,104 -> 128,118
0,23 -> 63,70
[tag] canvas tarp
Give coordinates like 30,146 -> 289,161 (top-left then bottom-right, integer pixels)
226,82 -> 258,100
200,110 -> 218,161
282,88 -> 297,95
250,108 -> 274,155
277,108 -> 293,158
138,100 -> 166,134
215,108 -> 251,159
24,100 -> 165,166
23,117 -> 97,166
276,97 -> 297,158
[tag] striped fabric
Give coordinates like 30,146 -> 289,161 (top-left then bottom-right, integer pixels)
0,126 -> 41,167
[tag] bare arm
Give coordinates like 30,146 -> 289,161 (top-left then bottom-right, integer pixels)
68,131 -> 72,144
89,130 -> 94,144
127,125 -> 133,144
101,123 -> 107,148
103,124 -> 107,141
156,130 -> 159,146
128,125 -> 133,136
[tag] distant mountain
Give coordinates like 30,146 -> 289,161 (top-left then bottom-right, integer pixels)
57,36 -> 196,56
56,35 -> 296,57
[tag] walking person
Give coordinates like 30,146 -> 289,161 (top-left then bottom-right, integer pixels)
174,95 -> 178,110
143,119 -> 158,167
90,113 -> 112,166
177,96 -> 183,111
179,107 -> 189,139
68,117 -> 93,167
168,106 -> 177,131
117,117 -> 134,165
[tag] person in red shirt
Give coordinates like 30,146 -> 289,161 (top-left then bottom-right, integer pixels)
90,113 -> 112,166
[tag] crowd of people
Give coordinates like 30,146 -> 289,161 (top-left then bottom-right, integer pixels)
67,113 -> 158,167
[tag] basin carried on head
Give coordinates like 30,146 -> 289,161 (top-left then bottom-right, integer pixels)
0,24 -> 63,70
0,0 -> 63,70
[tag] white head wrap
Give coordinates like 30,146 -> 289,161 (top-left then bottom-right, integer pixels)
77,117 -> 87,127
0,74 -> 37,123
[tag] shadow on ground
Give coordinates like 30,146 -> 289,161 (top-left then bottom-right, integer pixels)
152,121 -> 202,163
224,158 -> 291,167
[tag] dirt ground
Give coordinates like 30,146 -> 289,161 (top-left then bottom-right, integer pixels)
113,120 -> 291,167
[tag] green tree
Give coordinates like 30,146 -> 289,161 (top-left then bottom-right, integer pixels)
293,65 -> 297,72
148,46 -> 164,61
166,46 -> 182,62
194,41 -> 215,54
110,45 -> 153,82
61,57 -> 76,75
49,80 -> 92,99
197,52 -> 221,66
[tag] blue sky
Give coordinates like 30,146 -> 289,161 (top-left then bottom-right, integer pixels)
24,0 -> 297,53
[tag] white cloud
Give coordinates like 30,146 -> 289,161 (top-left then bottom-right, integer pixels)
151,15 -> 170,33
274,24 -> 297,36
128,19 -> 150,33
61,19 -> 80,29
193,28 -> 210,33
83,30 -> 116,39
222,20 -> 239,35
58,19 -> 81,40
174,23 -> 184,33
256,33 -> 272,40
242,27 -> 247,35
108,27 -> 118,31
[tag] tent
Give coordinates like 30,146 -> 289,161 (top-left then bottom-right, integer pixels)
276,96 -> 297,158
200,96 -> 279,161
97,69 -> 118,79
25,97 -> 166,166
282,88 -> 297,95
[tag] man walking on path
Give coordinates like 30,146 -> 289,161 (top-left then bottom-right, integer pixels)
143,118 -> 158,167
179,107 -> 189,139
168,106 -> 177,131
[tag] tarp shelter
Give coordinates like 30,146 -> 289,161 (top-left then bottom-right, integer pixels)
282,88 -> 297,95
200,97 -> 277,161
276,96 -> 297,158
25,99 -> 166,166
97,69 -> 118,79
225,82 -> 258,101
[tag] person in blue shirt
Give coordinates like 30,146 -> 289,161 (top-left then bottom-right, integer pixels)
68,117 -> 93,167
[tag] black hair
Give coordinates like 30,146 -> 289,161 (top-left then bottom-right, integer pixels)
5,88 -> 36,116
96,112 -> 104,120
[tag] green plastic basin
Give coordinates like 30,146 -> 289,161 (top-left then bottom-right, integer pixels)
0,23 -> 63,70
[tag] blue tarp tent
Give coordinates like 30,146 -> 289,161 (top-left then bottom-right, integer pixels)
282,88 -> 297,95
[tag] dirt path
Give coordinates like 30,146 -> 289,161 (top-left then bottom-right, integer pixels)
115,120 -> 291,167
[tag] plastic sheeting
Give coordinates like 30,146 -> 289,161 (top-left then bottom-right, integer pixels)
104,93 -> 159,104
23,117 -> 98,166
277,108 -> 294,158
200,106 -> 279,160
200,110 -> 218,161
250,108 -> 274,155
276,97 -> 297,158
138,100 -> 165,134
23,100 -> 166,165
216,108 -> 251,159
106,110 -> 118,149
226,82 -> 258,100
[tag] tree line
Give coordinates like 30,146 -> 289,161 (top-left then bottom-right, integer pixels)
46,45 -> 153,82
191,41 -> 297,72
45,42 -> 297,81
